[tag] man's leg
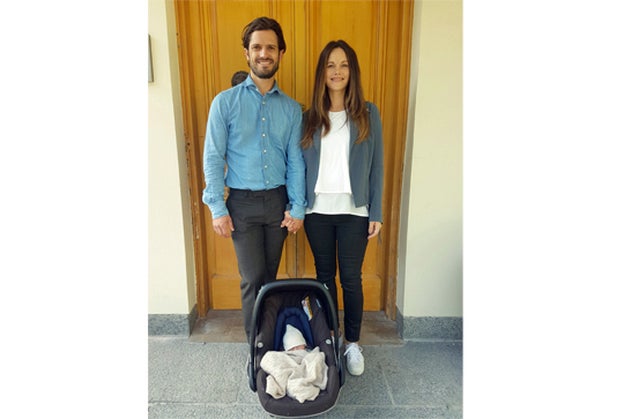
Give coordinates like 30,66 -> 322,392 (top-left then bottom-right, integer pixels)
227,193 -> 268,342
262,186 -> 288,281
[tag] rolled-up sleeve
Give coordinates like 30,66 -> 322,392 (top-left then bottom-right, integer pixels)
285,110 -> 307,219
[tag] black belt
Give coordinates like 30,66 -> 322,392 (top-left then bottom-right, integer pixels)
228,185 -> 285,198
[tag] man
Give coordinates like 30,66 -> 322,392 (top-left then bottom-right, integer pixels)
202,17 -> 306,342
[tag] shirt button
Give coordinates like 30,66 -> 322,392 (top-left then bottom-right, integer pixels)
262,133 -> 266,137
262,117 -> 266,121
263,149 -> 267,153
264,165 -> 268,169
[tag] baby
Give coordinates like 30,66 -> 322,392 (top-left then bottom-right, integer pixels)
283,324 -> 308,351
262,323 -> 328,403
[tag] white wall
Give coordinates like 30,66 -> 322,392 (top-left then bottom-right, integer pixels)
148,0 -> 196,314
398,0 -> 463,317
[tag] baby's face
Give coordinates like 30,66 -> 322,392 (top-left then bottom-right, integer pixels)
288,344 -> 306,351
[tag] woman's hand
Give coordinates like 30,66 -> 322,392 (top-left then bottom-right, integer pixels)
368,221 -> 382,239
281,211 -> 303,234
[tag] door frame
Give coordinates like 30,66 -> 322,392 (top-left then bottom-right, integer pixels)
173,0 -> 414,320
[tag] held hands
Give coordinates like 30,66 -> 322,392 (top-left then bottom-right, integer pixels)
213,215 -> 235,238
281,211 -> 303,234
368,221 -> 382,239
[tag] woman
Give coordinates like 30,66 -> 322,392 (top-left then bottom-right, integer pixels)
301,40 -> 384,376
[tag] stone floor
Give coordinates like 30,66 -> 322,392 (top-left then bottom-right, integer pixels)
149,310 -> 462,418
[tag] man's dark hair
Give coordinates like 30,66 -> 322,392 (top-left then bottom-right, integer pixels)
241,17 -> 286,52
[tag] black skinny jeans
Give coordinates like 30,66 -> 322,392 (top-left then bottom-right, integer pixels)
304,213 -> 369,342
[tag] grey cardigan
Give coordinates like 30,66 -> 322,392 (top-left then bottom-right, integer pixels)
302,102 -> 384,223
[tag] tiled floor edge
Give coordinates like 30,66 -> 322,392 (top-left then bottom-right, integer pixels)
396,308 -> 463,341
148,304 -> 198,336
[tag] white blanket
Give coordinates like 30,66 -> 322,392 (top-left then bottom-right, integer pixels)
260,347 -> 328,403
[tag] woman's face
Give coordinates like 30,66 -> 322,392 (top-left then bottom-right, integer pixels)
325,47 -> 350,93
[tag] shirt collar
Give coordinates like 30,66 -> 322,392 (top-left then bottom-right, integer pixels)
242,75 -> 282,96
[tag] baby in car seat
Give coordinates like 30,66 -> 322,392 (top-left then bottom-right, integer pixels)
261,323 -> 328,403
283,324 -> 308,351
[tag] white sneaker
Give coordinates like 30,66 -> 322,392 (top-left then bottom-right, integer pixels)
344,342 -> 364,376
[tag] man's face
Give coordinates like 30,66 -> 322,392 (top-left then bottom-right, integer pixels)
244,30 -> 283,79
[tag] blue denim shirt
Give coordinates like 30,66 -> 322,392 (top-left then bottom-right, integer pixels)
202,76 -> 307,219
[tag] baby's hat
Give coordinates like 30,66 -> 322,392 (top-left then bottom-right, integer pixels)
283,324 -> 306,350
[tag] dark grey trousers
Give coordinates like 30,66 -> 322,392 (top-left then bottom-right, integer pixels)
226,186 -> 288,342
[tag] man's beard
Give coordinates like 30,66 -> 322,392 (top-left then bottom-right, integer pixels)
249,58 -> 280,79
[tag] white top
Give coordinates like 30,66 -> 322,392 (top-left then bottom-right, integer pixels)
307,111 -> 369,217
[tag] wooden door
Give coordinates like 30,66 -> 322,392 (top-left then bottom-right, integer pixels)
174,0 -> 413,318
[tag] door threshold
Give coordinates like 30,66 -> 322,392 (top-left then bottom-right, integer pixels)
189,310 -> 402,345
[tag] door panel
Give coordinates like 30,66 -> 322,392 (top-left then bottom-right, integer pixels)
174,0 -> 413,315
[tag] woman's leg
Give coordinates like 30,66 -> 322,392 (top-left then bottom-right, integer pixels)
304,213 -> 339,321
336,215 -> 369,343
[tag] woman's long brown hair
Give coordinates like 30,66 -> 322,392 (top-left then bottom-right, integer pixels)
301,40 -> 369,149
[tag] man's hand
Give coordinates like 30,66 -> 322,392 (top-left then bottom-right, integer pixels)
368,221 -> 382,239
281,211 -> 303,234
213,215 -> 235,238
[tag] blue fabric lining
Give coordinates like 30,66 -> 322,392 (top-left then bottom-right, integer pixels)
273,306 -> 314,350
